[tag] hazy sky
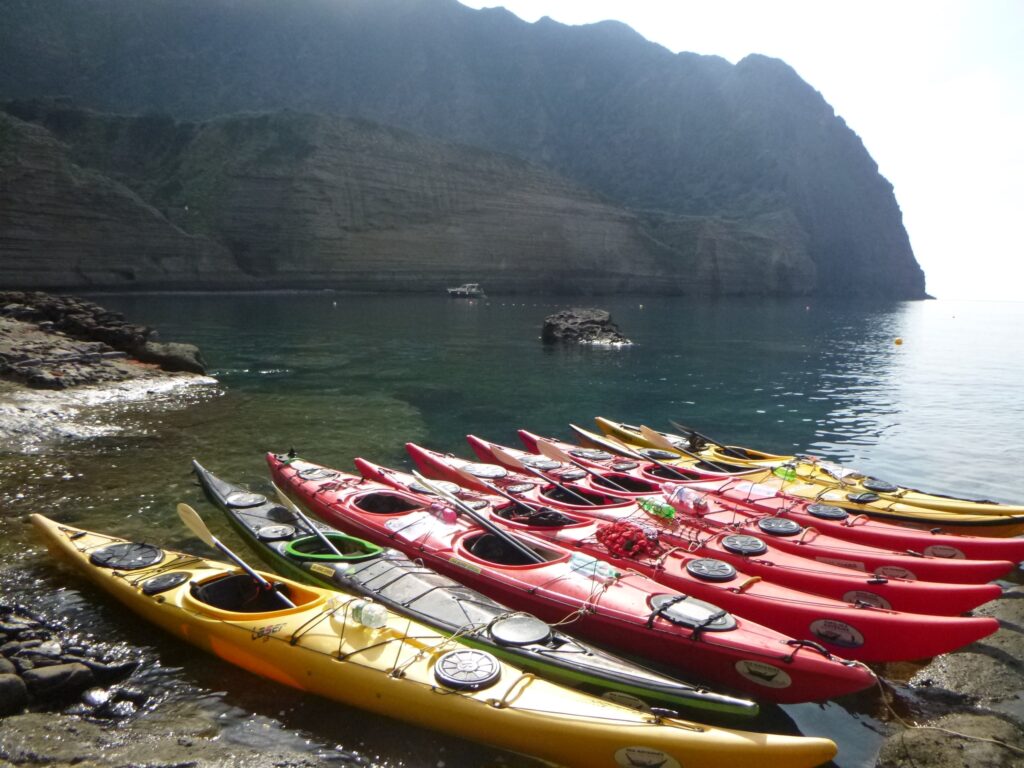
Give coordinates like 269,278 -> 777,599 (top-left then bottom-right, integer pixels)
459,1 -> 1024,300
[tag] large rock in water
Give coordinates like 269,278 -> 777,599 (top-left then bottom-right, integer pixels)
542,308 -> 632,346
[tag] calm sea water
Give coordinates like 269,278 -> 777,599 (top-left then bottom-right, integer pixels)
2,294 -> 1022,767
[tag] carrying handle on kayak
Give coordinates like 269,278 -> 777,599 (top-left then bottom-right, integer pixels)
410,471 -> 546,565
490,445 -> 598,507
639,425 -> 732,474
534,439 -> 633,494
270,482 -> 345,558
176,503 -> 296,608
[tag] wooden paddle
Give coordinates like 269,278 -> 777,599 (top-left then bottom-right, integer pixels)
410,471 -> 546,565
639,424 -> 732,473
490,444 -> 597,506
176,502 -> 296,608
533,438 -> 633,494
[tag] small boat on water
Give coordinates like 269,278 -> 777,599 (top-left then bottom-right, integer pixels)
447,282 -> 486,298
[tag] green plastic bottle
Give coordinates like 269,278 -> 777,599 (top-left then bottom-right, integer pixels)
638,496 -> 676,520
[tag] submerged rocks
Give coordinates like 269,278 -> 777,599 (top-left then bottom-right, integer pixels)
0,291 -> 208,388
542,308 -> 632,346
0,604 -> 139,719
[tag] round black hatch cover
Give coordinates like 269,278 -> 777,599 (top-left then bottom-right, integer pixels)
462,500 -> 490,511
90,543 -> 164,570
489,614 -> 552,646
807,503 -> 849,521
506,483 -> 535,494
721,534 -> 768,556
409,479 -> 462,496
643,449 -> 679,461
297,467 -> 338,481
862,478 -> 899,493
434,649 -> 501,691
685,558 -> 737,582
650,594 -> 736,632
559,469 -> 587,482
847,492 -> 880,504
757,517 -> 802,537
463,463 -> 508,479
611,461 -> 639,471
570,449 -> 613,461
522,457 -> 561,471
141,571 -> 190,595
257,524 -> 296,542
225,491 -> 267,508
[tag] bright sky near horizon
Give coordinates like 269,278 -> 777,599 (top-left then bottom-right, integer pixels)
459,0 -> 1024,301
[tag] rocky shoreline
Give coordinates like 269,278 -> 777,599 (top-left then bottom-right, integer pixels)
0,291 -> 207,390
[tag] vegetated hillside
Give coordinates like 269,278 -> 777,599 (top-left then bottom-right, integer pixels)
0,0 -> 927,297
3,103 -> 816,293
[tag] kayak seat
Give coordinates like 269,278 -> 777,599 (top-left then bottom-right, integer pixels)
354,492 -> 424,514
497,505 -> 577,527
592,474 -> 659,493
190,573 -> 292,613
465,533 -> 541,566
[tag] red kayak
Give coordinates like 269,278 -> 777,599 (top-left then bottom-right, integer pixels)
465,434 -> 1015,584
356,458 -> 999,663
267,453 -> 875,703
516,429 -> 1024,564
405,443 -> 1003,616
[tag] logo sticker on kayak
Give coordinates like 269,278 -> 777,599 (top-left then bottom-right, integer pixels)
842,591 -> 892,609
734,660 -> 792,689
923,544 -> 966,559
601,691 -> 651,712
614,746 -> 681,768
817,556 -> 867,572
251,623 -> 285,641
810,619 -> 865,648
448,556 -> 482,574
874,565 -> 916,580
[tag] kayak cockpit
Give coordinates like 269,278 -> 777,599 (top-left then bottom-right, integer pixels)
353,492 -> 426,515
185,572 -> 323,617
460,532 -> 563,567
284,533 -> 384,563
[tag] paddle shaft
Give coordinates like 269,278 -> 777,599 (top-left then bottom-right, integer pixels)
579,428 -> 695,483
639,425 -> 733,473
534,439 -> 634,494
491,445 -> 597,506
411,471 -> 546,565
290,505 -> 345,558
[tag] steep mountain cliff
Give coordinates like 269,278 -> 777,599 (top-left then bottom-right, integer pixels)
0,0 -> 926,297
4,105 -> 816,293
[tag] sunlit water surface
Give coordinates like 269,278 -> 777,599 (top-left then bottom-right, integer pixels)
2,294 -> 1021,767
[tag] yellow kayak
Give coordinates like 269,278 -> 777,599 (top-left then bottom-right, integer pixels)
587,419 -> 1024,537
32,514 -> 838,768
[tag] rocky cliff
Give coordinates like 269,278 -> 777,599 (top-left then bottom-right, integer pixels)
0,0 -> 926,297
5,105 -> 814,294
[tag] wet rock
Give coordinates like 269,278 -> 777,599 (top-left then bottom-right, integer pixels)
132,340 -> 207,374
541,307 -> 632,346
22,661 -> 95,699
64,656 -> 139,685
82,687 -> 111,708
0,656 -> 15,675
877,712 -> 1024,768
0,673 -> 28,715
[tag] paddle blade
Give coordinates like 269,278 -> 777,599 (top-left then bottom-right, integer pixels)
272,482 -> 302,513
490,444 -> 527,471
176,503 -> 217,548
535,438 -> 573,464
640,425 -> 682,454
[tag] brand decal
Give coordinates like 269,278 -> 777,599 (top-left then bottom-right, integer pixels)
810,618 -> 865,648
842,590 -> 892,609
875,565 -> 915,580
734,660 -> 792,689
310,563 -> 335,578
614,746 -> 681,768
448,556 -> 482,574
923,544 -> 965,560
817,556 -> 867,572
251,623 -> 285,640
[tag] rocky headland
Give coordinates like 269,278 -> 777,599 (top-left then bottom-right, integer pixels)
542,307 -> 632,346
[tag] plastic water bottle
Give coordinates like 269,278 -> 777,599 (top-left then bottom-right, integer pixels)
663,485 -> 706,514
569,552 -> 618,581
351,600 -> 388,629
637,496 -> 675,520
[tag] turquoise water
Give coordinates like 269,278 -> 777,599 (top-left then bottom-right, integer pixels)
2,294 -> 1022,767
